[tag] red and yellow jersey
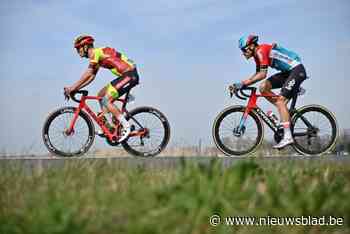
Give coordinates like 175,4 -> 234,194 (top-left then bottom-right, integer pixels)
88,47 -> 135,76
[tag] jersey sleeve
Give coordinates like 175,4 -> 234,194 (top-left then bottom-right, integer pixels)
255,47 -> 270,72
88,48 -> 103,71
89,48 -> 102,65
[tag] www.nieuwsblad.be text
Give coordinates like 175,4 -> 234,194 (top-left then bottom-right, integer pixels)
209,215 -> 344,227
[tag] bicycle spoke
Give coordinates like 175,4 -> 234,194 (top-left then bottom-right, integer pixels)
44,110 -> 92,155
217,110 -> 259,153
128,115 -> 163,151
122,108 -> 170,156
293,108 -> 337,155
222,118 -> 237,130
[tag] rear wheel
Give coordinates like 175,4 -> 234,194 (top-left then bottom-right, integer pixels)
212,106 -> 264,156
291,105 -> 338,155
122,106 -> 170,157
42,107 -> 95,157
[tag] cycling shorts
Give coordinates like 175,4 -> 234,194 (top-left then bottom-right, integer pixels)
106,68 -> 139,99
267,64 -> 307,99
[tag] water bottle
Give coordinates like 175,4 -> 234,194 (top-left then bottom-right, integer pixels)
267,110 -> 279,126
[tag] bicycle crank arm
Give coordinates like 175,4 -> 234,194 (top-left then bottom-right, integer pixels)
129,128 -> 149,137
294,128 -> 319,137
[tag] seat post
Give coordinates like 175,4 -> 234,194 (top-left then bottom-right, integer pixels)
125,90 -> 130,99
289,93 -> 298,113
122,90 -> 131,110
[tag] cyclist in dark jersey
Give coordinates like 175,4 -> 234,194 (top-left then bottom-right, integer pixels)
230,35 -> 307,149
64,35 -> 139,142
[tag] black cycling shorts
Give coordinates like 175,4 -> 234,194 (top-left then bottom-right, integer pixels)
110,68 -> 140,97
267,64 -> 307,99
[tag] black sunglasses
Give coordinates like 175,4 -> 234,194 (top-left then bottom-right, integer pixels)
241,46 -> 252,53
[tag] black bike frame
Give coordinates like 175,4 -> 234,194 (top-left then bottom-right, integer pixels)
237,87 -> 314,136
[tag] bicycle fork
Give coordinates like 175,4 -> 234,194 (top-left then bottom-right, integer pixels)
234,92 -> 258,137
233,112 -> 248,137
65,107 -> 82,136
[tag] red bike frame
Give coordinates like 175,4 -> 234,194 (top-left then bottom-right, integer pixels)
238,88 -> 284,133
244,88 -> 280,115
66,94 -> 147,142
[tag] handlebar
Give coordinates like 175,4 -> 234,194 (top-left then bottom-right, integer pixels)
235,90 -> 246,100
70,90 -> 88,103
230,86 -> 256,100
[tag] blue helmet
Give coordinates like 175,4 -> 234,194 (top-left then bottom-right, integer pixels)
238,35 -> 259,50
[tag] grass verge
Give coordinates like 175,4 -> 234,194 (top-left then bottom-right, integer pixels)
0,159 -> 349,234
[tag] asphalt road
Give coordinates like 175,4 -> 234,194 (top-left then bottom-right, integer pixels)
1,155 -> 349,171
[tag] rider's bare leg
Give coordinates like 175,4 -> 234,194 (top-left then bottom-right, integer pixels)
274,96 -> 290,123
108,76 -> 133,141
259,80 -> 290,122
109,75 -> 132,124
259,80 -> 278,103
97,86 -> 108,114
105,93 -> 130,142
259,81 -> 293,148
272,96 -> 294,148
105,94 -> 122,120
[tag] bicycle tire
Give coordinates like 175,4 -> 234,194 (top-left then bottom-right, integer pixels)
42,107 -> 95,157
212,106 -> 264,156
291,104 -> 338,155
121,106 -> 170,157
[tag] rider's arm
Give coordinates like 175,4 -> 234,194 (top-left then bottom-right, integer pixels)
242,46 -> 269,86
242,70 -> 267,86
70,66 -> 98,91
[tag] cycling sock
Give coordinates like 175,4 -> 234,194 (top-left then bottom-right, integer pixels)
281,122 -> 292,139
118,114 -> 130,129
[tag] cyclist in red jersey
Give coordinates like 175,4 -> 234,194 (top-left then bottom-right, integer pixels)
230,35 -> 307,149
64,35 -> 139,142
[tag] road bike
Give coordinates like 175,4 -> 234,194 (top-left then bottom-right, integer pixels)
212,86 -> 338,156
42,90 -> 171,157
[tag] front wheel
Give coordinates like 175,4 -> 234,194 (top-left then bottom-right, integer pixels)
122,106 -> 171,157
42,107 -> 95,157
291,105 -> 338,155
212,106 -> 264,156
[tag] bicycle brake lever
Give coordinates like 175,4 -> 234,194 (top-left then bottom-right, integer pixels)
63,87 -> 71,101
229,90 -> 234,98
228,85 -> 234,98
64,93 -> 70,101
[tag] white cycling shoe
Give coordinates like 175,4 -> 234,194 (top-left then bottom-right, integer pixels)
273,137 -> 294,149
118,126 -> 131,143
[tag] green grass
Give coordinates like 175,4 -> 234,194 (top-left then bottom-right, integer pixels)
0,159 -> 349,234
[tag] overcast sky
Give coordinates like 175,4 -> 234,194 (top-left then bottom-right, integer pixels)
0,0 -> 349,154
